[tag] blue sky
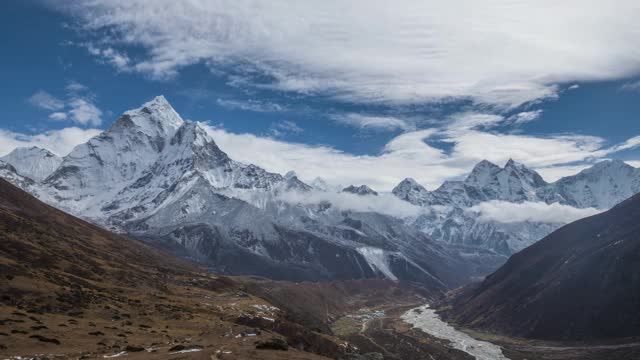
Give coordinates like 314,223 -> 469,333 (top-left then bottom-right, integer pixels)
1,1 -> 640,190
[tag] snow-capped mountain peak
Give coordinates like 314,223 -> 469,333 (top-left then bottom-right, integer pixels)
503,158 -> 548,188
582,159 -> 634,175
0,146 -> 62,181
45,105 -> 181,196
392,178 -> 432,206
542,159 -> 640,209
120,95 -> 183,138
465,159 -> 501,186
342,184 -> 378,196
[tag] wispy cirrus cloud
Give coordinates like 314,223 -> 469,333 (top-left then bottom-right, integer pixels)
48,112 -> 68,121
27,91 -> 65,111
269,120 -> 303,138
508,110 -> 543,125
216,98 -> 287,112
26,82 -> 103,126
620,80 -> 640,92
331,113 -> 413,131
84,44 -> 131,70
52,0 -> 640,109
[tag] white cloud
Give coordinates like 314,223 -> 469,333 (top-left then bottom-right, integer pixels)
278,190 -> 426,218
27,90 -> 64,111
332,113 -> 412,131
201,123 -> 454,190
269,120 -> 303,138
445,131 -> 608,168
568,84 -> 580,90
467,200 -> 601,224
608,135 -> 640,152
620,80 -> 640,91
0,127 -> 101,157
67,98 -> 103,126
66,81 -> 89,93
48,112 -> 68,121
57,0 -> 640,108
85,44 -> 131,71
27,82 -> 103,126
509,110 -> 543,124
447,112 -> 506,131
216,98 -> 286,112
200,121 -> 640,191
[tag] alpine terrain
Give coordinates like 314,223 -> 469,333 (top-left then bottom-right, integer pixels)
393,158 -> 640,254
0,96 -> 502,289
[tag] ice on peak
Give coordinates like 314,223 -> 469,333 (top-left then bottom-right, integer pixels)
342,184 -> 378,196
469,160 -> 500,175
115,95 -> 184,138
465,159 -> 501,185
504,158 -> 517,168
585,159 -> 632,173
8,146 -> 53,155
392,178 -> 433,206
1,146 -> 62,181
398,177 -> 420,186
393,178 -> 427,194
476,159 -> 499,168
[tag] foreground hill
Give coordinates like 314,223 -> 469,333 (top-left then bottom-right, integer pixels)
0,178 -> 434,359
441,192 -> 640,340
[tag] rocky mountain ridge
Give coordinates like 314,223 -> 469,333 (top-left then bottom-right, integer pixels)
392,158 -> 640,254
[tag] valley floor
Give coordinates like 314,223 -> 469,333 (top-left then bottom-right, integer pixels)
4,281 -> 640,360
326,301 -> 640,360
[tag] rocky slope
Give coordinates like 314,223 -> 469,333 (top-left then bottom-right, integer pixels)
0,96 -> 499,289
393,159 -> 640,254
440,192 -> 640,340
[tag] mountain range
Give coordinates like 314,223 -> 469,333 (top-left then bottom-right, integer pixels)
1,96 -> 639,286
392,157 -> 640,254
0,96 -> 500,289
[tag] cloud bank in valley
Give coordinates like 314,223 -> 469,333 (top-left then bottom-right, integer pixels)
467,201 -> 602,224
278,190 -> 427,218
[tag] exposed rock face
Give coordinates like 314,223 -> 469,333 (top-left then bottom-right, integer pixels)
441,192 -> 640,340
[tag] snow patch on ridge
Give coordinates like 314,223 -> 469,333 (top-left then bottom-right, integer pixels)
356,247 -> 397,280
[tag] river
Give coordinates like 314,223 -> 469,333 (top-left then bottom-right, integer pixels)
401,304 -> 509,360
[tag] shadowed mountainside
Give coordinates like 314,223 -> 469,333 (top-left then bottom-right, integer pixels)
441,192 -> 640,340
